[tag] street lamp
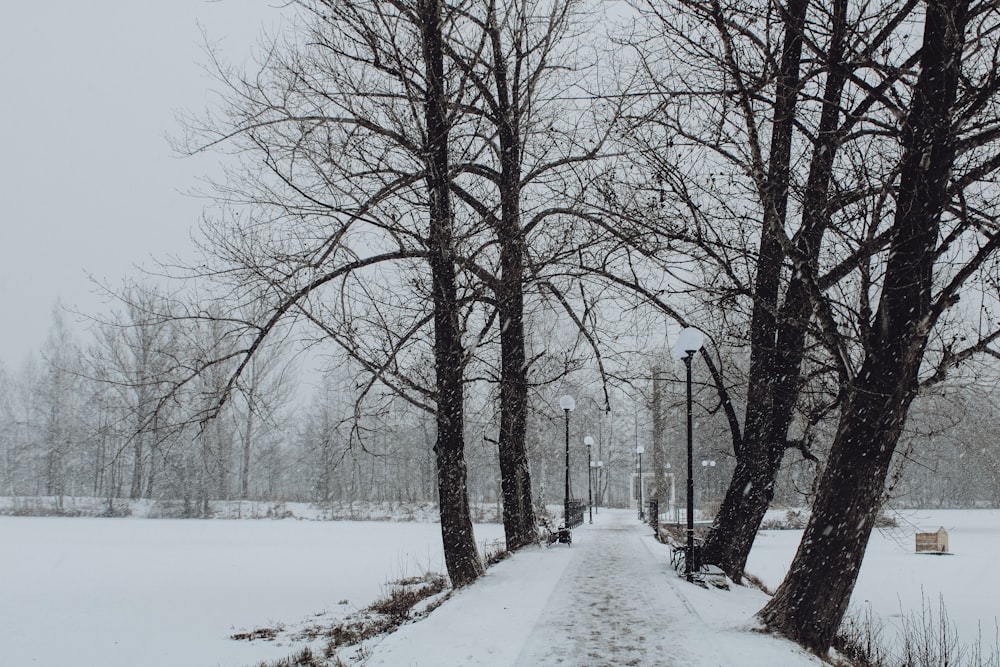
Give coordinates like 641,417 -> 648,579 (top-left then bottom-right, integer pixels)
636,444 -> 645,520
701,459 -> 717,502
559,395 -> 575,525
591,460 -> 603,513
584,435 -> 595,523
666,462 -> 682,524
673,326 -> 704,582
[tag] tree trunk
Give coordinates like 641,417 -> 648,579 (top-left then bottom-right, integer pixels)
129,431 -> 144,500
651,369 -> 667,507
758,379 -> 911,651
489,7 -> 537,552
495,159 -> 535,549
702,431 -> 786,578
497,274 -> 536,550
759,1 -> 967,651
700,0 -> 809,579
241,384 -> 255,499
422,0 -> 484,588
702,0 -> 850,580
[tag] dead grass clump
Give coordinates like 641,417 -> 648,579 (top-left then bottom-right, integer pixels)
742,572 -> 773,595
254,647 -> 329,667
232,625 -> 283,641
248,571 -> 450,666
482,539 -> 509,567
294,572 -> 450,652
368,585 -> 436,620
833,595 -> 1000,667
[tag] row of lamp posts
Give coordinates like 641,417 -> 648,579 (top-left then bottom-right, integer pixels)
558,325 -> 705,583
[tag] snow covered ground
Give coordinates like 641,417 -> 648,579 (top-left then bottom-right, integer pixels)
1,507 -> 997,666
746,509 -> 1000,655
362,509 -> 823,667
0,515 -> 504,666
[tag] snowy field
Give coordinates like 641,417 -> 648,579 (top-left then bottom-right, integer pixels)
0,516 -> 504,666
746,509 -> 1000,653
1,509 -> 997,666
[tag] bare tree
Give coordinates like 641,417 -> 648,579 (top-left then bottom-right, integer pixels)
442,0 -> 612,549
174,0 -> 494,585
617,0 -> 982,583
0,362 -> 16,495
759,0 -> 1000,650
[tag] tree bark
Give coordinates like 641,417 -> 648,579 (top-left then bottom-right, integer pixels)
422,0 -> 485,588
700,0 -> 810,579
497,257 -> 536,550
491,9 -> 537,551
651,369 -> 667,507
759,0 -> 967,651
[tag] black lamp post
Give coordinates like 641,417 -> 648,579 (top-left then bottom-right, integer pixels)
591,459 -> 603,514
636,444 -> 645,520
559,395 -> 575,524
585,435 -> 595,523
674,327 -> 704,582
701,459 -> 717,505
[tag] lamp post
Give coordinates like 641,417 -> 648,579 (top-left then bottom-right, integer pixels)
674,326 -> 704,582
559,395 -> 575,525
584,435 -> 595,523
592,460 -> 603,514
665,462 -> 673,521
701,459 -> 716,502
636,444 -> 645,520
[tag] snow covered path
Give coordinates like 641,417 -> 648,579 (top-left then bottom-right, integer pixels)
362,509 -> 823,666
514,510 -> 703,665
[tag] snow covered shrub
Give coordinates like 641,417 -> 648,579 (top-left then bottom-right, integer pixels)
836,595 -> 1000,667
835,605 -> 890,667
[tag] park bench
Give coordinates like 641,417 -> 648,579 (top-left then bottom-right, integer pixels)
539,517 -> 572,546
670,541 -> 729,589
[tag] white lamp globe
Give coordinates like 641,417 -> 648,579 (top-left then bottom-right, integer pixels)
672,327 -> 705,360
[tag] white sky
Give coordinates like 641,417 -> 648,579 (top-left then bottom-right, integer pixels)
0,1 -> 284,369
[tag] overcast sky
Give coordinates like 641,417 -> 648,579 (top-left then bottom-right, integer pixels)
0,1 -> 283,369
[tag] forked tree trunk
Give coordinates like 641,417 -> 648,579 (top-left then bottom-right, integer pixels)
422,0 -> 484,588
489,7 -> 537,551
759,1 -> 967,650
702,0 -> 853,580
700,0 -> 809,579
